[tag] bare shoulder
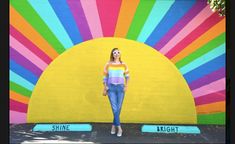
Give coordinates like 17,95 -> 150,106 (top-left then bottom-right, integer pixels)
105,61 -> 111,66
122,62 -> 127,66
122,62 -> 128,69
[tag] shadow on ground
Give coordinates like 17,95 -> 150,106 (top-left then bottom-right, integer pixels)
10,123 -> 225,144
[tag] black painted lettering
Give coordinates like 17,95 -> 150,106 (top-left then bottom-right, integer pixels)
171,127 -> 175,132
163,126 -> 166,132
52,125 -> 55,131
56,125 -> 60,131
62,125 -> 66,131
166,127 -> 171,132
157,126 -> 160,131
66,125 -> 70,131
52,125 -> 60,131
175,127 -> 178,132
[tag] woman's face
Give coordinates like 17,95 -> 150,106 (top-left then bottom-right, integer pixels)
112,49 -> 121,59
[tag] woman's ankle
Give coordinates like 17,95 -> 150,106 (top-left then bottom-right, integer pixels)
117,126 -> 122,130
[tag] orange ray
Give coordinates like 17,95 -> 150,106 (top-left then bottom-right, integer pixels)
196,101 -> 225,114
10,90 -> 29,104
114,0 -> 140,37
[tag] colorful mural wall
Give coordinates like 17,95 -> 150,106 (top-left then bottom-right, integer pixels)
10,0 -> 225,124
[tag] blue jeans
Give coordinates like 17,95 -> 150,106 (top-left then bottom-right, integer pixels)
107,83 -> 125,126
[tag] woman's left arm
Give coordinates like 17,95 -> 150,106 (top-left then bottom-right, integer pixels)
124,63 -> 130,91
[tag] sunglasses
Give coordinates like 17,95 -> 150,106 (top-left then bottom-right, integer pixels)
113,51 -> 120,55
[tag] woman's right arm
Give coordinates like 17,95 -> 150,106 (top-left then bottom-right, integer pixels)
103,63 -> 109,90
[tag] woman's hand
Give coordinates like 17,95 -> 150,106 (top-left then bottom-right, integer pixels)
102,86 -> 109,96
103,88 -> 107,96
105,86 -> 109,91
124,85 -> 127,92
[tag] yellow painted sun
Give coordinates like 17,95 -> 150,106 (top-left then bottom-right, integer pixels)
27,38 -> 197,124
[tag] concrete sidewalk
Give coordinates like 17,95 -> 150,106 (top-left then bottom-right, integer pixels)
10,123 -> 225,143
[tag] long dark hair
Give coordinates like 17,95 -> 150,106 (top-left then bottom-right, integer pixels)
110,48 -> 122,63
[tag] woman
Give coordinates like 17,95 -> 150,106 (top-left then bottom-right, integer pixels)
103,48 -> 130,137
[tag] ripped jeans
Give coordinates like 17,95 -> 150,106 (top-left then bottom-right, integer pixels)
107,83 -> 125,126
